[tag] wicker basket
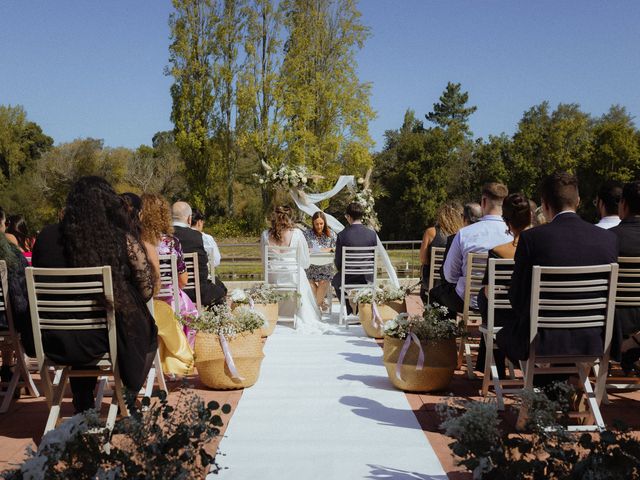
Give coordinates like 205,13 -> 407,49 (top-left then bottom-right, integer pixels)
231,302 -> 278,337
358,300 -> 407,338
194,330 -> 265,389
382,335 -> 457,392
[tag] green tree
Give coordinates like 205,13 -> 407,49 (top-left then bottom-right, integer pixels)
211,0 -> 247,215
238,0 -> 285,210
279,0 -> 375,181
0,105 -> 53,184
425,81 -> 477,139
167,0 -> 217,210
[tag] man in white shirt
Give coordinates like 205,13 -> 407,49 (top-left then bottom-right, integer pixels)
594,180 -> 622,229
191,209 -> 221,276
431,183 -> 512,314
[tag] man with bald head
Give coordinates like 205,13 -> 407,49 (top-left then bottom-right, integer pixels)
172,201 -> 226,306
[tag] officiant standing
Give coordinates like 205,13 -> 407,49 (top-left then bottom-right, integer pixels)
332,202 -> 377,315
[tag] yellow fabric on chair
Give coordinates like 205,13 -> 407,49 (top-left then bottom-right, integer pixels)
153,300 -> 194,376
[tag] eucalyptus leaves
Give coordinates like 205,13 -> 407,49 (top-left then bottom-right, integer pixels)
352,284 -> 408,304
230,284 -> 298,305
384,303 -> 463,341
188,304 -> 265,338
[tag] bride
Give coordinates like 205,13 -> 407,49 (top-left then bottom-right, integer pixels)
260,206 -> 327,333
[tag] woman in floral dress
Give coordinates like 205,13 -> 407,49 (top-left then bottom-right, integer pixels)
303,211 -> 337,311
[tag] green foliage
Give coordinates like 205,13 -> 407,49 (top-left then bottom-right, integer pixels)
438,384 -> 640,479
279,0 -> 375,183
187,303 -> 265,336
2,389 -> 231,479
0,105 -> 53,185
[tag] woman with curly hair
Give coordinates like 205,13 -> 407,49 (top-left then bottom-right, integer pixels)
5,214 -> 34,264
140,193 -> 195,376
260,206 -> 325,333
31,176 -> 158,413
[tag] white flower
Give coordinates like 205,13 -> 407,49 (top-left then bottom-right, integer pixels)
230,289 -> 248,303
384,319 -> 398,331
258,178 -> 264,184
357,177 -> 365,184
301,176 -> 307,183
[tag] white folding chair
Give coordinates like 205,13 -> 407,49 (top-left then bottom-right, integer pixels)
606,256 -> 640,393
338,246 -> 377,327
457,252 -> 488,379
479,258 -> 518,410
182,252 -> 202,312
25,266 -> 129,435
264,245 -> 300,329
156,254 -> 180,315
427,246 -> 446,291
0,261 -> 39,413
515,263 -> 618,432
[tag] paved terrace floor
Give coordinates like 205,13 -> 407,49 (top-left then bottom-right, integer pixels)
1,294 -> 639,478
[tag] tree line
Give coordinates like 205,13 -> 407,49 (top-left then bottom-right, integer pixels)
375,82 -> 640,239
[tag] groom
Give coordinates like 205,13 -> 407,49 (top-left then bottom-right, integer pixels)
332,202 -> 378,315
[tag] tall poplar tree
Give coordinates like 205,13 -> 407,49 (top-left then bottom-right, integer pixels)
211,0 -> 246,215
279,0 -> 375,181
168,0 -> 217,210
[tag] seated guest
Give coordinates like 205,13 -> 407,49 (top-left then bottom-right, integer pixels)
304,211 -> 337,310
419,202 -> 463,304
191,209 -> 221,277
32,176 -> 158,413
595,180 -> 622,229
496,172 -> 618,364
437,201 -> 483,282
172,201 -> 226,306
5,214 -> 34,264
0,207 -> 34,383
475,193 -> 532,374
140,194 -> 195,375
610,180 -> 640,373
332,202 -> 378,315
431,183 -> 511,314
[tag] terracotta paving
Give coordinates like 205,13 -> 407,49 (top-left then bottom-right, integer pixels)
1,294 -> 639,479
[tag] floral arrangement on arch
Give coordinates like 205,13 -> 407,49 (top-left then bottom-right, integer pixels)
352,171 -> 380,231
256,162 -> 310,190
383,303 -> 463,341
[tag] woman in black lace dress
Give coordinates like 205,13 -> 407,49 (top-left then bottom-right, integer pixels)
32,176 -> 158,412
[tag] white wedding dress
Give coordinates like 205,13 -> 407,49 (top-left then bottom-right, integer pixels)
260,229 -> 329,333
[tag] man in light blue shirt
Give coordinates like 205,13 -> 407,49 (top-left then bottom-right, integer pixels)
432,183 -> 512,313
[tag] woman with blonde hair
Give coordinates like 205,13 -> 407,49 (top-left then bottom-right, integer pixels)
419,201 -> 464,303
140,193 -> 195,377
260,206 -> 324,332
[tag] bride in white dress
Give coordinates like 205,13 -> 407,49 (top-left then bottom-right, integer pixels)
260,206 -> 328,333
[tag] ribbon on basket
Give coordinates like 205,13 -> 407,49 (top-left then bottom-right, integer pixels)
395,332 -> 424,382
218,333 -> 245,381
371,302 -> 384,330
248,297 -> 255,310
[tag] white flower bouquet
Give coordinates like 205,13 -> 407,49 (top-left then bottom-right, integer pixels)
232,284 -> 297,305
189,304 -> 265,338
256,163 -> 310,190
383,303 -> 463,341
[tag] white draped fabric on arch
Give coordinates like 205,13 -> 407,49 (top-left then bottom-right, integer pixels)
287,175 -> 400,288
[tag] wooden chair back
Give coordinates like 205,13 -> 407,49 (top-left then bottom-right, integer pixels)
182,252 -> 202,312
156,254 -> 180,315
339,246 -> 377,326
427,246 -> 446,291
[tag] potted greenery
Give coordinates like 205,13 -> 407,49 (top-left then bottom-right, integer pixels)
192,304 -> 266,389
230,284 -> 294,336
382,303 -> 462,392
353,284 -> 408,338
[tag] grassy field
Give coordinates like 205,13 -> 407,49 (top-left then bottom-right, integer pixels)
215,236 -> 421,281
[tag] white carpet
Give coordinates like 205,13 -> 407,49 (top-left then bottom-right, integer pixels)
210,325 -> 448,480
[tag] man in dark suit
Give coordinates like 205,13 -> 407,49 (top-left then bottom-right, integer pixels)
171,201 -> 226,306
497,172 -> 618,363
332,202 -> 378,315
610,180 -> 640,371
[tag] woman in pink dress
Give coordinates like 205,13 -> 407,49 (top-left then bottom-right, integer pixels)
140,194 -> 196,376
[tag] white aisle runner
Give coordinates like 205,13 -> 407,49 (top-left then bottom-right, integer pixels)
211,326 -> 448,479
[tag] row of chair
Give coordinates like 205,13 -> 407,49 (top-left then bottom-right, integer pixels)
0,252 -> 204,435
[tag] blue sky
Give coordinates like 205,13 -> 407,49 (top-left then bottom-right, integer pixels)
1,1 -> 639,150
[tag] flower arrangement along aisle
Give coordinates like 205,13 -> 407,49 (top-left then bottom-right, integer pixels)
382,303 -> 463,392
230,284 -> 297,336
190,304 -> 266,389
352,284 -> 408,339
